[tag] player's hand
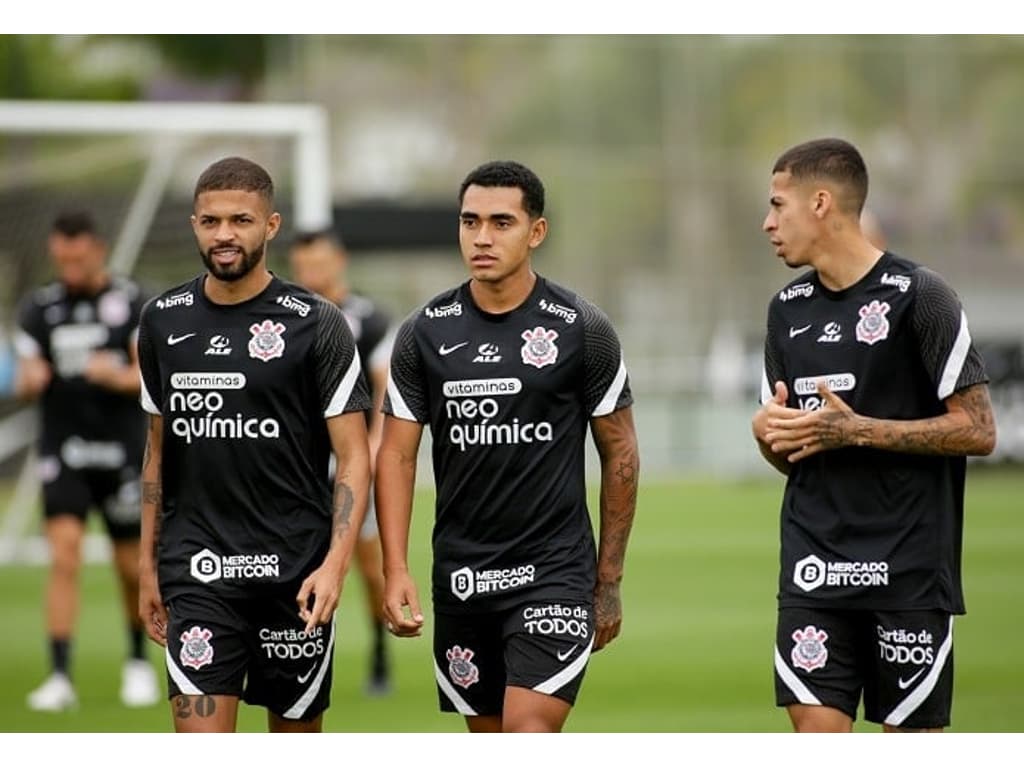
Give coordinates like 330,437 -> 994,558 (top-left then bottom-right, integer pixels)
382,570 -> 424,638
139,565 -> 168,646
752,381 -> 799,442
14,356 -> 52,398
765,380 -> 861,462
592,580 -> 622,652
296,561 -> 345,635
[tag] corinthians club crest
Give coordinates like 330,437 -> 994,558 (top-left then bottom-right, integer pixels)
249,319 -> 286,361
180,625 -> 215,670
446,645 -> 480,689
855,300 -> 891,346
791,624 -> 829,672
520,326 -> 559,369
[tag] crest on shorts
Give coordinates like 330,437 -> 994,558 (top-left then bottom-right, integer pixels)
791,624 -> 829,672
248,319 -> 286,361
180,625 -> 215,670
446,645 -> 480,689
855,300 -> 891,346
520,327 -> 559,369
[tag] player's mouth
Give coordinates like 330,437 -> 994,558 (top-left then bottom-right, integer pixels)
211,246 -> 242,264
471,254 -> 498,267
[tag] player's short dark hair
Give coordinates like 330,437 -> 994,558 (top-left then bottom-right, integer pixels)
459,160 -> 545,219
194,156 -> 274,207
291,227 -> 345,251
772,138 -> 868,215
52,210 -> 100,239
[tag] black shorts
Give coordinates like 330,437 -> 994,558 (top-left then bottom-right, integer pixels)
433,599 -> 594,717
775,606 -> 955,729
38,453 -> 141,540
164,590 -> 335,722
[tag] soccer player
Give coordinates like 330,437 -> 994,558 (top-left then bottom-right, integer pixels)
752,137 -> 997,732
376,160 -> 640,732
15,210 -> 159,712
136,157 -> 372,732
288,229 -> 395,695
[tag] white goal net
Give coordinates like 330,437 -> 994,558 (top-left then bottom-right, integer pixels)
0,100 -> 332,564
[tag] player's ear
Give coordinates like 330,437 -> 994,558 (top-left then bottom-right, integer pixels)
265,211 -> 282,241
528,216 -> 548,249
812,188 -> 833,219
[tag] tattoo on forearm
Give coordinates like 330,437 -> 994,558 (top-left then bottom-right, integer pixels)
174,694 -> 216,719
332,481 -> 354,541
143,481 -> 161,506
876,384 -> 994,455
594,412 -> 640,580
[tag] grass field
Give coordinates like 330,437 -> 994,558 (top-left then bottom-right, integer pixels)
1,466 -> 1021,733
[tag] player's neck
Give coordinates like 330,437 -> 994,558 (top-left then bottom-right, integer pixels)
469,269 -> 536,314
64,270 -> 110,298
814,238 -> 884,292
204,268 -> 273,305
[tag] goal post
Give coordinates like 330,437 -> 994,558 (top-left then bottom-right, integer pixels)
0,99 -> 333,564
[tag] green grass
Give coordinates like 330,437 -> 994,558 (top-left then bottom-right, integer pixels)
1,466 -> 1021,732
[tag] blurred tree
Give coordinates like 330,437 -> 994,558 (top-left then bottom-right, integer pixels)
0,35 -> 137,100
140,35 -> 270,100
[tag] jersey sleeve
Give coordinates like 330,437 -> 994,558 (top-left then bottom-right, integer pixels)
382,314 -> 428,423
761,301 -> 786,405
316,301 -> 372,417
581,299 -> 632,417
13,293 -> 45,360
910,268 -> 989,400
137,299 -> 162,415
361,305 -> 394,374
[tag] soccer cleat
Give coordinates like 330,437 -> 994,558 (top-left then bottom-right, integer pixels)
120,659 -> 160,707
26,673 -> 77,712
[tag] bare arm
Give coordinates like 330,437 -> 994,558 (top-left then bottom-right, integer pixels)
375,414 -> 425,637
367,362 -> 389,476
765,381 -> 997,463
296,410 -> 371,633
589,405 -> 640,652
139,414 -> 167,645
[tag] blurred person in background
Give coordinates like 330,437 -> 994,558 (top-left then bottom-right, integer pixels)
14,210 -> 159,711
137,156 -> 371,732
376,160 -> 640,732
753,137 -> 996,732
288,229 -> 395,696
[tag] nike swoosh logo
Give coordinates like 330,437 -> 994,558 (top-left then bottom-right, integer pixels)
789,325 -> 812,338
167,332 -> 197,346
439,341 -> 469,356
297,664 -> 317,684
898,667 -> 926,690
557,644 -> 578,662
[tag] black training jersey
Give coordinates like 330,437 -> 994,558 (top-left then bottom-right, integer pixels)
383,275 -> 632,614
14,276 -> 147,465
761,252 -> 988,614
138,275 -> 371,601
338,292 -> 392,378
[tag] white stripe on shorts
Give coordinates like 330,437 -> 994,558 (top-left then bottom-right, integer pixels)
534,638 -> 594,695
434,659 -> 477,715
774,646 -> 822,705
283,617 -> 336,720
884,615 -> 954,727
165,645 -> 203,695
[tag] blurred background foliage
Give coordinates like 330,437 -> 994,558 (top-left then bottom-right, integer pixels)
2,34 -> 1023,474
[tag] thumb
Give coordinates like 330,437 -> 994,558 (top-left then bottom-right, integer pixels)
773,380 -> 789,404
816,380 -> 842,406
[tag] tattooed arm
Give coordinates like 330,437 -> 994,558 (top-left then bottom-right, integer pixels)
139,414 -> 167,645
590,406 -> 640,652
764,381 -> 997,463
295,411 -> 371,633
